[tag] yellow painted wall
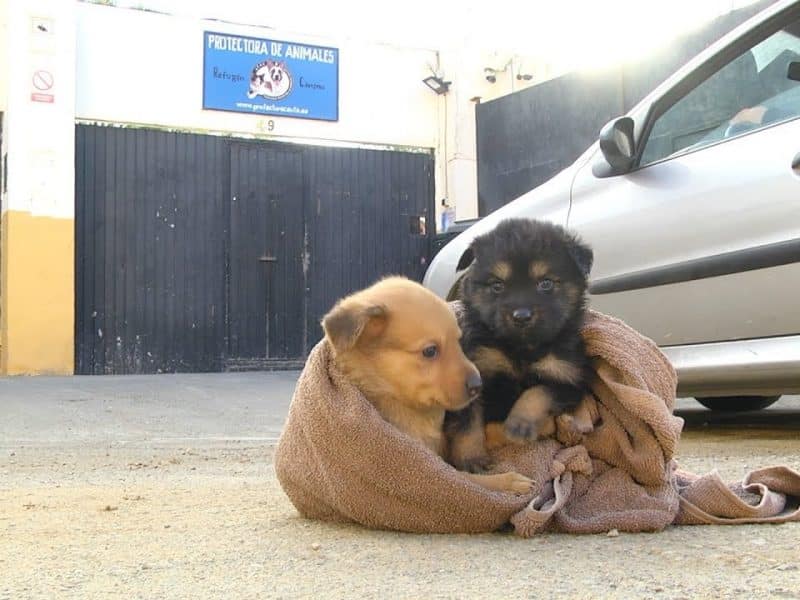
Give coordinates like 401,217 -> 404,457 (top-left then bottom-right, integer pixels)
1,210 -> 74,375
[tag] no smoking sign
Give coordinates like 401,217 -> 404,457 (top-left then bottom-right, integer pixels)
31,69 -> 55,103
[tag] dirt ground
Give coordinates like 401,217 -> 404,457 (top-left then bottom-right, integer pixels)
2,375 -> 799,599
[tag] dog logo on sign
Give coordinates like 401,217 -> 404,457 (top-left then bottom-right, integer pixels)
247,60 -> 292,100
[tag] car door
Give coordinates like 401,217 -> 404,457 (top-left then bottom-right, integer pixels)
567,9 -> 800,347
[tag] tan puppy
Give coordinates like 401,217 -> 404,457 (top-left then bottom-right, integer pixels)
322,276 -> 532,494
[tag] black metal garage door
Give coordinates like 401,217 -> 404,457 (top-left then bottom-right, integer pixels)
228,142 -> 305,368
75,125 -> 433,374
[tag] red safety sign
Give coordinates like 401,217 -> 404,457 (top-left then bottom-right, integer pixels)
32,70 -> 54,91
30,69 -> 55,102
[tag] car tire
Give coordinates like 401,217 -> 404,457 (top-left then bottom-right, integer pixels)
695,395 -> 781,412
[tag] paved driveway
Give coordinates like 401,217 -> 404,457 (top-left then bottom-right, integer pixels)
1,374 -> 799,598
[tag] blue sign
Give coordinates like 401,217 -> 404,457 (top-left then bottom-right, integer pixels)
203,31 -> 339,121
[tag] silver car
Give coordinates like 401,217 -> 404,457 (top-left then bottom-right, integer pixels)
424,0 -> 800,411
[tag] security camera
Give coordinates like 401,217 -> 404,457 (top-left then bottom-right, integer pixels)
484,68 -> 497,83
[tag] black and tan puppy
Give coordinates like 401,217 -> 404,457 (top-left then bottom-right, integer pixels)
322,276 -> 532,494
446,219 -> 593,472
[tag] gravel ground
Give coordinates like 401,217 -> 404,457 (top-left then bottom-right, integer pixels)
1,375 -> 799,599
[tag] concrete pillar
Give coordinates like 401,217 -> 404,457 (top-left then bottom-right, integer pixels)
0,0 -> 75,374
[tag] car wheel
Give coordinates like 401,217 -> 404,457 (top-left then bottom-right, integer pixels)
694,395 -> 781,412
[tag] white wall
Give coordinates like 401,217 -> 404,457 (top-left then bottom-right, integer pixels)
2,0 -> 75,219
72,4 -> 561,228
74,3 -> 456,226
0,0 -> 7,114
75,4 -> 440,151
0,0 -> 8,213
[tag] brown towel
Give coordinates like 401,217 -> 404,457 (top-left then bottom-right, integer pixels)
275,309 -> 800,535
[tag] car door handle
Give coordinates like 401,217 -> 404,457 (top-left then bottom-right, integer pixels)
792,152 -> 800,170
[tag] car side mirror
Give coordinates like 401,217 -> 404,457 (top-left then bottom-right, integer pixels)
599,116 -> 635,174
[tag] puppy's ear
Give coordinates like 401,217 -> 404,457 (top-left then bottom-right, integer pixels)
457,232 -> 492,271
456,247 -> 474,272
567,236 -> 594,278
322,301 -> 387,353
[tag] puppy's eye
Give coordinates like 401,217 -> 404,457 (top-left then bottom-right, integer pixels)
422,345 -> 439,359
537,278 -> 555,292
490,281 -> 505,294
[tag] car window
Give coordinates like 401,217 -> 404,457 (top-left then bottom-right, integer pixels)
639,16 -> 800,167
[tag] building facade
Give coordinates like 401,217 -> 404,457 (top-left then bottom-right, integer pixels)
1,0 -> 543,374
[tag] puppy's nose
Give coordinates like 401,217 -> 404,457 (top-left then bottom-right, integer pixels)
512,308 -> 532,323
466,372 -> 483,400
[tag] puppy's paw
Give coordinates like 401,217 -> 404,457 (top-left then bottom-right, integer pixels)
458,453 -> 494,474
484,422 -> 512,450
498,471 -> 534,494
505,385 -> 552,442
504,415 -> 539,443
